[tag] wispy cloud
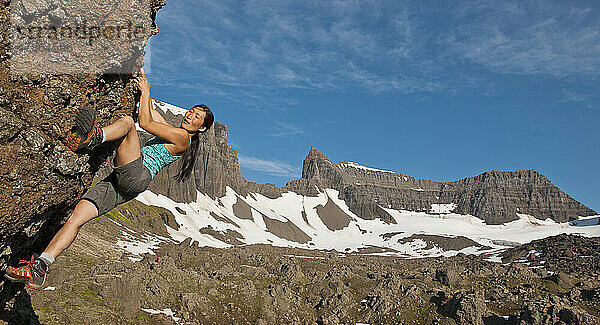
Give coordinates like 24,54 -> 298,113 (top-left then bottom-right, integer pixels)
265,121 -> 304,137
238,155 -> 300,178
560,89 -> 594,103
148,0 -> 443,98
147,0 -> 600,108
444,1 -> 600,78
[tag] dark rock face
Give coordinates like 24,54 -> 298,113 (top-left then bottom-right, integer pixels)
315,198 -> 352,231
501,234 -> 600,275
435,267 -> 461,287
397,234 -> 487,251
0,0 -> 165,312
193,120 -> 248,199
441,170 -> 595,224
199,226 -> 243,245
262,215 -> 311,244
286,148 -> 596,224
232,196 -> 253,221
435,290 -> 487,325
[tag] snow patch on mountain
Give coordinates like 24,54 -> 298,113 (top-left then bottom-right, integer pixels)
430,203 -> 458,214
110,218 -> 175,262
130,187 -> 600,260
140,308 -> 182,323
339,161 -> 396,174
152,99 -> 189,115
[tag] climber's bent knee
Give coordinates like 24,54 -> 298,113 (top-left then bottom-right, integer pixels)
65,199 -> 99,228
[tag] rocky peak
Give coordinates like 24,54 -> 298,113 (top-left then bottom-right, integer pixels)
306,146 -> 329,160
301,146 -> 332,180
473,169 -> 544,182
443,168 -> 593,224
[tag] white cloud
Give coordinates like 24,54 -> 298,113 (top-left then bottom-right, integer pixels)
238,155 -> 300,178
444,1 -> 600,77
149,0 -> 438,95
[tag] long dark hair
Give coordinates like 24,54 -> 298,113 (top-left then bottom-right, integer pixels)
175,104 -> 214,182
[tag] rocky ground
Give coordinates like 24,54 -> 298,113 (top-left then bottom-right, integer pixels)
1,201 -> 598,325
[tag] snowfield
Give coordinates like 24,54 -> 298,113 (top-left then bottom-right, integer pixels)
121,99 -> 600,261
113,187 -> 600,260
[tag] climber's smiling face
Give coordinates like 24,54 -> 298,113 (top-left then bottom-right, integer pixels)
181,106 -> 206,133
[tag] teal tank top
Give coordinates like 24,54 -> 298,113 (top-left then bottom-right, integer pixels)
141,136 -> 184,179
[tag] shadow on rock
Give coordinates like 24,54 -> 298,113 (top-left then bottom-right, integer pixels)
0,289 -> 41,325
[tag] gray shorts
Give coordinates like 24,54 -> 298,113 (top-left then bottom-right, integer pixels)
81,154 -> 152,216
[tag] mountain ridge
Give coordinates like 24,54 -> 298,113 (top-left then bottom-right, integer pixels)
144,99 -> 595,226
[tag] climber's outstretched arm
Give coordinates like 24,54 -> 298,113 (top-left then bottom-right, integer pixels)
136,69 -> 188,151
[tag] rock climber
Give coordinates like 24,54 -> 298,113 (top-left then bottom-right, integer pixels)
4,68 -> 214,289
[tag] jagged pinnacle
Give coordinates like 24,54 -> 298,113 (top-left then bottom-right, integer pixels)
306,146 -> 330,161
301,147 -> 331,179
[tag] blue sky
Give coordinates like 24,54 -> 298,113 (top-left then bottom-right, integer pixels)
143,0 -> 599,212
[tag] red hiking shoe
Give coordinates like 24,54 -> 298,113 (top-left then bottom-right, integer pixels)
4,254 -> 48,290
66,106 -> 103,152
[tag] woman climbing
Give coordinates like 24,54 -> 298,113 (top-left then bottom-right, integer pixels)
4,68 -> 214,289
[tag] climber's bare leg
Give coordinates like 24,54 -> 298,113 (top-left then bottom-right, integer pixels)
42,116 -> 140,259
103,115 -> 141,167
42,199 -> 98,259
